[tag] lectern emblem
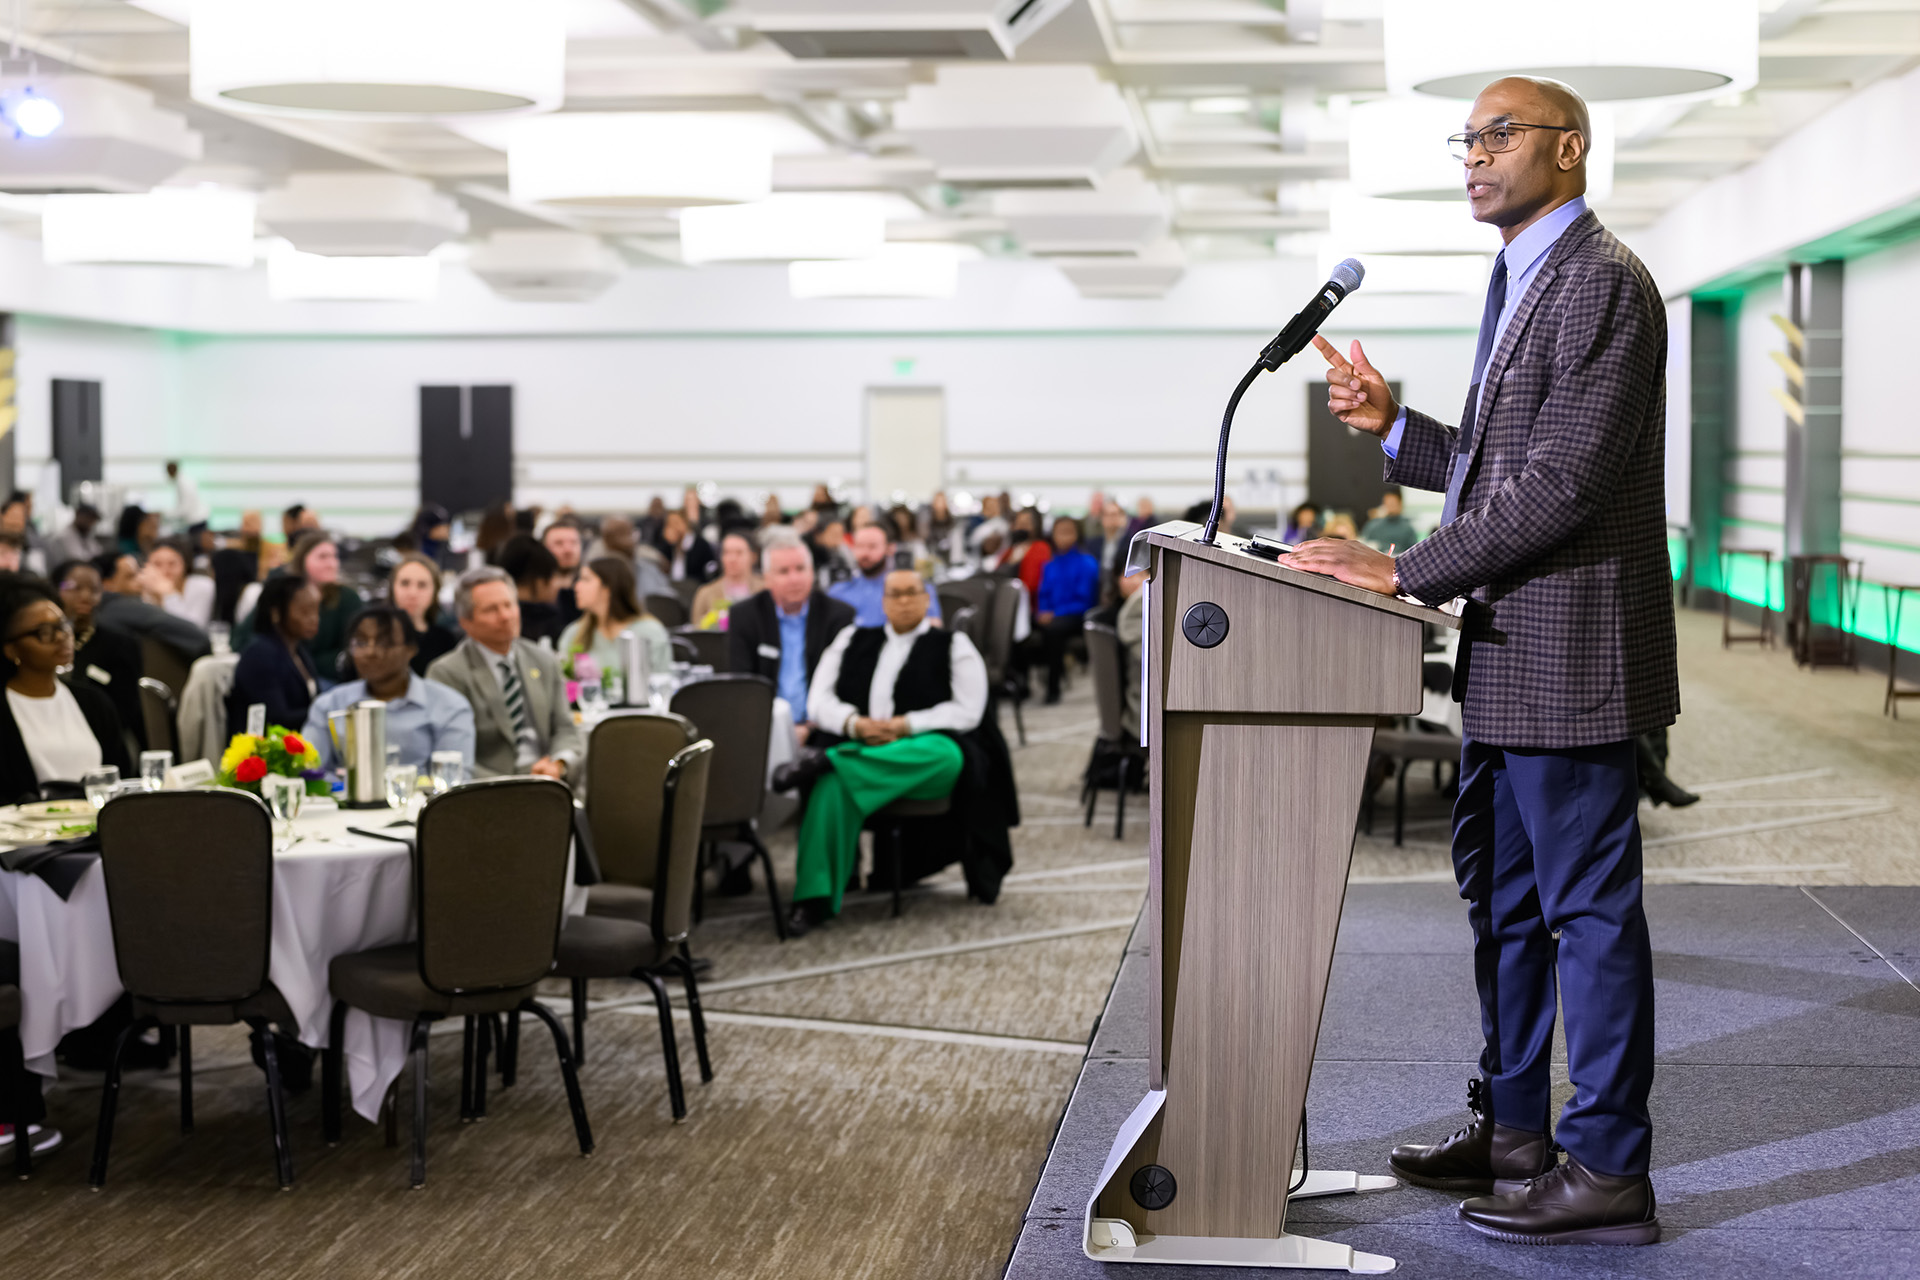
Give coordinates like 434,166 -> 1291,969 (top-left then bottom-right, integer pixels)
1130,1164 -> 1177,1210
1181,601 -> 1229,649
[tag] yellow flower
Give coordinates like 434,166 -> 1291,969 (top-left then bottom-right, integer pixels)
220,734 -> 261,776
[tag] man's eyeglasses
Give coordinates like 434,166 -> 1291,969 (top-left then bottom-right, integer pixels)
883,587 -> 926,601
1448,122 -> 1577,162
348,634 -> 404,652
8,619 -> 74,645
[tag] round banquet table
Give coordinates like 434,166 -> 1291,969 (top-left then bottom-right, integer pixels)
0,800 -> 587,1124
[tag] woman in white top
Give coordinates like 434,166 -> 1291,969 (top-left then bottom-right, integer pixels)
0,572 -> 132,805
556,556 -> 670,689
139,538 -> 217,630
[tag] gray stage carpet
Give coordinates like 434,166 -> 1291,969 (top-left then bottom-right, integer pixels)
1007,883 -> 1920,1279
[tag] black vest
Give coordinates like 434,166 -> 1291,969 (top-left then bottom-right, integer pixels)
835,627 -> 955,717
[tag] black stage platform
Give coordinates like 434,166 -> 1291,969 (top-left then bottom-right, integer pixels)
1007,884 -> 1920,1279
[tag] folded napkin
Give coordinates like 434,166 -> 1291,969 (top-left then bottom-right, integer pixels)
0,833 -> 101,901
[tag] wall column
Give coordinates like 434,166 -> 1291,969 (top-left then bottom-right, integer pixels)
1785,260 -> 1843,556
1687,296 -> 1734,591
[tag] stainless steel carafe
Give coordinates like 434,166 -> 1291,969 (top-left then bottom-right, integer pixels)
619,627 -> 651,705
328,699 -> 389,809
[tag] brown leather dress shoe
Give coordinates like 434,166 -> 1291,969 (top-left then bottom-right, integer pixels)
1389,1079 -> 1556,1194
1458,1155 -> 1660,1246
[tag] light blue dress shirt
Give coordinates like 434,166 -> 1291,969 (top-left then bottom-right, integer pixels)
303,672 -> 477,773
827,571 -> 942,628
1382,196 -> 1589,464
776,602 -> 811,716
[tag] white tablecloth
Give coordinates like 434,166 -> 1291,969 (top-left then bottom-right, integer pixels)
0,801 -> 586,1124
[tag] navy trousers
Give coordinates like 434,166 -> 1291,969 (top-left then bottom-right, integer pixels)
1453,734 -> 1656,1177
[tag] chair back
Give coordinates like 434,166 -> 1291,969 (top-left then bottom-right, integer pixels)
937,591 -> 970,627
1084,620 -> 1126,742
984,577 -> 1023,683
674,628 -> 730,671
97,789 -> 274,1005
668,674 -> 773,828
414,777 -> 574,995
139,677 -> 179,757
141,634 -> 193,699
941,577 -> 993,613
950,604 -> 984,650
209,548 -> 256,625
584,710 -> 697,886
645,594 -> 689,629
672,578 -> 701,606
651,741 -> 714,944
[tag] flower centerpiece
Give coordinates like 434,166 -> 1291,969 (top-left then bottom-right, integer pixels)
219,726 -> 325,795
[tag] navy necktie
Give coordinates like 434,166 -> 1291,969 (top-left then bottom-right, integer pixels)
1443,250 -> 1508,526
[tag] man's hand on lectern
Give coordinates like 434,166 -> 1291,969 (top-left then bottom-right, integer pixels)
1313,336 -> 1398,439
1289,538 -> 1399,597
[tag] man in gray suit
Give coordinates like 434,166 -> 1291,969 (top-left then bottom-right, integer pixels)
426,566 -> 581,780
1294,76 -> 1673,1248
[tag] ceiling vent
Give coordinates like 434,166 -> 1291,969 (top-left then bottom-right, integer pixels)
0,74 -> 201,194
994,169 -> 1169,256
1054,240 -> 1186,299
747,0 -> 1074,60
894,65 -> 1137,189
258,173 -> 468,256
468,230 -> 623,302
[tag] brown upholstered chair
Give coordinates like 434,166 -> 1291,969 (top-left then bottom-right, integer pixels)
582,711 -> 698,925
554,740 -> 714,1121
2,981 -> 31,1178
667,675 -> 785,938
986,577 -> 1027,745
645,593 -> 689,629
321,776 -> 590,1189
90,788 -> 299,1189
672,627 -> 730,672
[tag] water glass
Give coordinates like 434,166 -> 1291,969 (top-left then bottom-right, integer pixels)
428,750 -> 464,795
604,673 -> 625,707
139,749 -> 173,792
83,766 -> 120,812
385,763 -> 416,810
266,773 -> 304,825
579,678 -> 606,716
207,622 -> 232,656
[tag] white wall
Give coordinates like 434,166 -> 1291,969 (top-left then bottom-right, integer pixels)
1727,274 -> 1790,556
12,316 -> 178,508
1840,235 -> 1920,584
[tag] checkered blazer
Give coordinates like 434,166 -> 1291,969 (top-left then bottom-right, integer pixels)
1389,210 -> 1679,749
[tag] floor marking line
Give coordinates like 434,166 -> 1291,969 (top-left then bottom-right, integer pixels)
1351,862 -> 1857,886
1002,857 -> 1149,884
1642,805 -> 1892,849
1013,718 -> 1102,746
1801,888 -> 1920,996
618,1006 -> 1088,1056
1686,768 -> 1835,794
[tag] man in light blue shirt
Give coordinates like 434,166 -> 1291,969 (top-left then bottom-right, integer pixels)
776,603 -> 810,713
828,524 -> 942,628
304,604 -> 475,772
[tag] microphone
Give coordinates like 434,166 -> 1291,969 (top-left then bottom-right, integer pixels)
1200,259 -> 1365,546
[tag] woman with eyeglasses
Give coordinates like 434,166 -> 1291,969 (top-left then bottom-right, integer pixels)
0,571 -> 132,806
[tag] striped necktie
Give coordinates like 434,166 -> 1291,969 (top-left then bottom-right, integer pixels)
1442,249 -> 1508,527
498,656 -> 539,762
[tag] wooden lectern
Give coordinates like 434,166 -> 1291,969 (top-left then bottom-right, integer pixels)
1085,522 -> 1461,1274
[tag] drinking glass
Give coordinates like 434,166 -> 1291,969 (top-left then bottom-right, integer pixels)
207,622 -> 232,656
428,750 -> 464,795
578,678 -> 606,717
139,749 -> 173,792
83,766 -> 120,813
385,764 -> 416,810
386,742 -> 402,772
267,773 -> 303,823
604,673 -> 625,707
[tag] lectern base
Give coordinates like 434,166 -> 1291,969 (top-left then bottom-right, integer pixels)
1084,1090 -> 1398,1271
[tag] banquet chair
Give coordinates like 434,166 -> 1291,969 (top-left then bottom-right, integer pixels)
3,981 -> 31,1178
322,777 -> 591,1189
554,740 -> 714,1120
1081,621 -> 1146,840
582,711 -> 698,927
667,675 -> 785,939
863,794 -> 953,919
986,577 -> 1028,745
646,594 -> 689,629
138,677 -> 179,759
673,627 -> 729,672
90,789 -> 299,1189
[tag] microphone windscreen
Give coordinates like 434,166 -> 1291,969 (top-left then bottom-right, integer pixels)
1330,257 -> 1365,294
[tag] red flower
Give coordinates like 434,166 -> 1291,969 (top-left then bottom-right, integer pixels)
282,734 -> 308,756
235,757 -> 268,783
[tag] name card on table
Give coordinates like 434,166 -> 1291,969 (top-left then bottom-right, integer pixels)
166,759 -> 217,789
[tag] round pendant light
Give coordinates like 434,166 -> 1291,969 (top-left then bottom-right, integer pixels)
1384,0 -> 1758,102
191,0 -> 565,118
1349,98 -> 1614,203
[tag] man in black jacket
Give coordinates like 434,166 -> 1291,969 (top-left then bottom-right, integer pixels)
727,528 -> 854,744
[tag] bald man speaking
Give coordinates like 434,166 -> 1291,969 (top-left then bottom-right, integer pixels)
1291,77 -> 1674,1246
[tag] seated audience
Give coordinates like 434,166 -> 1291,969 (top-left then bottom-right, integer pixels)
777,569 -> 1010,934
47,503 -> 105,568
388,552 -> 460,674
921,491 -> 959,567
52,559 -> 145,751
139,537 -> 216,629
1282,502 -> 1322,544
690,530 -> 763,628
1031,515 -> 1101,704
496,533 -> 566,646
94,552 -> 211,661
0,532 -> 24,572
1000,507 -> 1051,599
234,532 -> 362,678
426,566 -> 581,780
654,509 -> 716,584
0,572 -> 133,805
228,575 -> 325,736
542,515 -> 586,628
0,495 -> 45,575
1114,569 -> 1145,740
807,516 -> 853,584
1087,500 -> 1132,593
304,605 -> 474,773
116,505 -> 159,559
728,528 -> 855,741
887,504 -> 930,570
1322,512 -> 1359,541
1360,488 -> 1420,553
830,524 -> 944,629
591,514 -> 676,600
557,556 -> 670,686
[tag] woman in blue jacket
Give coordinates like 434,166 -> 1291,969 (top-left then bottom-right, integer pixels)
1032,516 -> 1102,704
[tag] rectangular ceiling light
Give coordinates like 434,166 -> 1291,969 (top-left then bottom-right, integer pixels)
747,0 -> 1074,60
680,195 -> 887,264
790,244 -> 963,299
267,243 -> 440,300
1328,192 -> 1503,255
42,189 -> 255,266
1333,253 -> 1491,294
